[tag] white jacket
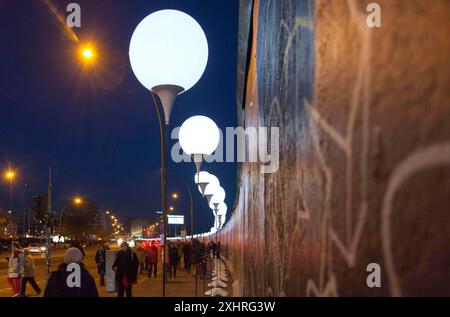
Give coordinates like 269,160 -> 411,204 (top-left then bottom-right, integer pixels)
7,251 -> 24,278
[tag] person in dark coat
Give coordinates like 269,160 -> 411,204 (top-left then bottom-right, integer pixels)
190,240 -> 201,277
183,242 -> 192,272
168,243 -> 179,278
95,244 -> 109,286
112,241 -> 139,297
44,247 -> 99,297
147,243 -> 158,278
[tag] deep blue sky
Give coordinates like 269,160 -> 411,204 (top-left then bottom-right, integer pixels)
0,0 -> 238,233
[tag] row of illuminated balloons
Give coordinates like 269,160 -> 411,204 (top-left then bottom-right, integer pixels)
178,116 -> 226,234
128,9 -> 227,234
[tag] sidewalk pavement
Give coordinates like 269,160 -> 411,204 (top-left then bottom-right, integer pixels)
97,262 -> 209,297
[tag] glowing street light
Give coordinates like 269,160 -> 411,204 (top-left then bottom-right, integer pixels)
79,44 -> 96,63
171,193 -> 178,199
169,206 -> 175,212
179,115 -> 220,173
4,170 -> 16,181
82,49 -> 93,59
73,197 -> 83,205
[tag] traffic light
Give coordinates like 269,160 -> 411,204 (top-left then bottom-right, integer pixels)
32,195 -> 48,221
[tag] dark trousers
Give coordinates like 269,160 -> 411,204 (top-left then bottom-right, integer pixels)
20,277 -> 41,296
169,263 -> 177,278
117,283 -> 132,297
184,256 -> 191,271
100,274 -> 105,286
148,262 -> 157,277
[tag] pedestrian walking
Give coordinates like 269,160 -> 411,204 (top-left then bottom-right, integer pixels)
44,247 -> 99,297
183,242 -> 192,272
177,242 -> 184,270
134,243 -> 145,275
168,242 -> 179,278
95,244 -> 109,286
216,241 -> 221,258
20,248 -> 41,296
147,242 -> 158,278
7,242 -> 24,297
190,240 -> 201,278
112,241 -> 139,297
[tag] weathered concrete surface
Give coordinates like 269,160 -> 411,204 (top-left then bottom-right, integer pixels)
220,0 -> 450,296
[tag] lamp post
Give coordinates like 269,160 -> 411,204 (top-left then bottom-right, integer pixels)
4,167 -> 16,247
58,197 -> 83,234
129,9 -> 209,297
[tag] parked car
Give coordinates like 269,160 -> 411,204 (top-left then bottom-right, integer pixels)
29,244 -> 46,254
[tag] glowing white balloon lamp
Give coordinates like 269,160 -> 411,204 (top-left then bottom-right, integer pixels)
129,10 -> 208,298
209,186 -> 226,210
194,171 -> 211,196
198,173 -> 219,196
129,9 -> 209,125
179,115 -> 220,173
203,181 -> 220,205
215,202 -> 227,217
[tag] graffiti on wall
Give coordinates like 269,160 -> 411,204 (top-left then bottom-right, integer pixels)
219,0 -> 450,297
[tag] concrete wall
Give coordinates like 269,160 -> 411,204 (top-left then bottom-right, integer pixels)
219,0 -> 450,296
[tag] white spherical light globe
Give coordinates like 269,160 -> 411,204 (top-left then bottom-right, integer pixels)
209,186 -> 226,209
179,116 -> 220,156
129,9 -> 208,92
194,171 -> 210,184
217,203 -> 227,216
198,174 -> 220,194
203,181 -> 220,197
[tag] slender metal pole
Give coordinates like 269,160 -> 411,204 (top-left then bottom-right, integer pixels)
9,179 -> 13,249
45,166 -> 52,284
151,91 -> 167,297
162,124 -> 168,297
58,204 -> 70,234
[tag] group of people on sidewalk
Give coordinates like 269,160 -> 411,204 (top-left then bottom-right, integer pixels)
6,242 -> 41,297
5,239 -> 221,297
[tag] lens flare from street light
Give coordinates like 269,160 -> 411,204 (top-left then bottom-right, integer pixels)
79,44 -> 96,63
4,170 -> 15,181
73,197 -> 83,205
83,49 -> 93,59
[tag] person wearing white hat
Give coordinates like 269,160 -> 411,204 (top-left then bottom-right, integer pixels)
43,247 -> 99,297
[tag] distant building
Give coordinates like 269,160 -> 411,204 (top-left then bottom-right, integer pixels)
130,218 -> 149,238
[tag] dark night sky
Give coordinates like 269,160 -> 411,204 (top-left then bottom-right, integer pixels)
0,0 -> 238,233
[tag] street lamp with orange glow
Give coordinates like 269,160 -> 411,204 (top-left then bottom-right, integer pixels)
58,196 -> 84,234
